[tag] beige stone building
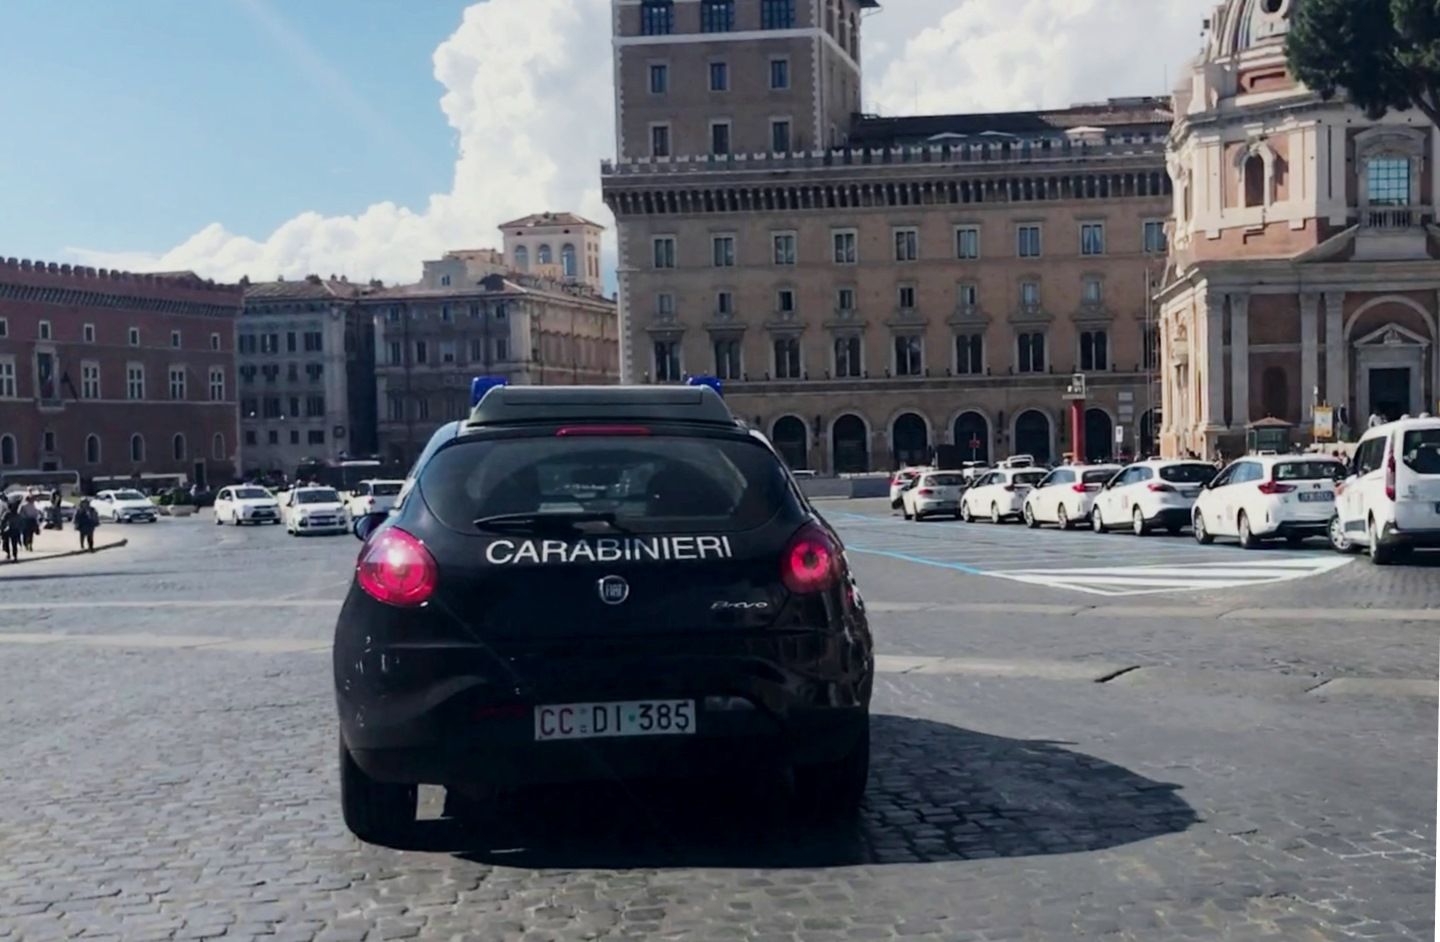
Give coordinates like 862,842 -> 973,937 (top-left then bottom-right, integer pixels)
500,212 -> 606,294
603,0 -> 1171,471
1159,0 -> 1440,458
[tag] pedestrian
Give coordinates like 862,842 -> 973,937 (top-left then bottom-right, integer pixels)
46,490 -> 64,530
18,496 -> 41,551
74,498 -> 99,553
0,503 -> 18,562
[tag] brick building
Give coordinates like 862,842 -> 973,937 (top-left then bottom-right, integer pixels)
0,257 -> 242,489
602,0 -> 1171,471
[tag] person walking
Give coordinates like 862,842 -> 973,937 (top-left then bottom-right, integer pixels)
0,502 -> 18,562
74,498 -> 99,553
47,490 -> 64,531
18,496 -> 41,551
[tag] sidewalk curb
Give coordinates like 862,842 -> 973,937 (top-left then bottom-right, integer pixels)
1,538 -> 128,568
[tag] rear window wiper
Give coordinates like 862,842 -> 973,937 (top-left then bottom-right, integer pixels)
472,511 -> 632,533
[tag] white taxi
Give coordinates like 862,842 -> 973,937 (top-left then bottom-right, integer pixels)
889,466 -> 932,509
282,486 -> 349,536
1331,416 -> 1440,564
345,479 -> 405,518
1193,454 -> 1344,548
213,485 -> 282,526
1090,459 -> 1215,536
900,470 -> 966,521
92,489 -> 158,524
960,464 -> 1048,524
1022,464 -> 1122,529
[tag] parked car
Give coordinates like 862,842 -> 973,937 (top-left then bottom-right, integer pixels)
1089,460 -> 1215,536
345,479 -> 405,519
213,485 -> 282,526
900,470 -> 966,520
92,489 -> 158,523
1330,416 -> 1440,564
281,486 -> 349,536
1193,454 -> 1344,548
1022,464 -> 1122,529
959,465 -> 1048,523
889,466 -> 932,509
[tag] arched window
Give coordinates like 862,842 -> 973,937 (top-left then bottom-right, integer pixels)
891,413 -> 928,468
212,432 -> 225,461
1084,409 -> 1114,462
130,434 -> 145,464
832,414 -> 869,474
0,434 -> 15,467
513,245 -> 529,271
1243,153 -> 1266,207
953,412 -> 990,464
85,434 -> 101,465
771,416 -> 808,471
1262,366 -> 1289,420
561,244 -> 577,278
172,433 -> 187,462
1014,410 -> 1052,464
537,244 -> 553,265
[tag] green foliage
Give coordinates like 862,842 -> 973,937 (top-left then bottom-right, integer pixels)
1287,0 -> 1440,126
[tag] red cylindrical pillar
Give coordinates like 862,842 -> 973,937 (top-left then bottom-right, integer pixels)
1070,399 -> 1086,464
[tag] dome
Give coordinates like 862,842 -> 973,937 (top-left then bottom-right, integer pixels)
1210,0 -> 1296,59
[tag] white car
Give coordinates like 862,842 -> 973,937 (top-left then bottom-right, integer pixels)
282,486 -> 349,536
1330,416 -> 1440,564
1193,454 -> 1344,548
1022,464 -> 1122,529
92,489 -> 158,523
345,479 -> 405,518
900,470 -> 966,521
960,466 -> 1048,523
889,466 -> 932,509
1090,459 -> 1216,536
213,485 -> 282,526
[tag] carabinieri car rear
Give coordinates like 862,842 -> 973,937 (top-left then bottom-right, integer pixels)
333,378 -> 873,844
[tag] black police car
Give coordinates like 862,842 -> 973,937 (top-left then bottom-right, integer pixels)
334,379 -> 874,844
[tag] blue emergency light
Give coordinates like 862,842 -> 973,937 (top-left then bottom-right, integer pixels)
470,376 -> 509,406
686,375 -> 724,397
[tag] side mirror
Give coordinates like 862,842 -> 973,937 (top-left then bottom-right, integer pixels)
353,511 -> 388,542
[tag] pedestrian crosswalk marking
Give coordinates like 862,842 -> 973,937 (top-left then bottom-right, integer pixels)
987,556 -> 1353,597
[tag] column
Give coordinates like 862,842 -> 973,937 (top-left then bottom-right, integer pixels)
1324,290 -> 1346,419
1230,293 -> 1250,428
1300,293 -> 1320,425
1204,293 -> 1226,429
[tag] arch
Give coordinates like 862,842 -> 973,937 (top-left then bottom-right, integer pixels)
560,243 -> 577,278
212,432 -> 226,461
1083,408 -> 1114,462
1345,293 -> 1437,342
1261,366 -> 1290,419
172,433 -> 187,462
129,433 -> 145,464
513,245 -> 529,271
537,244 -> 553,265
831,413 -> 869,474
890,412 -> 930,468
951,411 -> 991,464
85,434 -> 101,465
771,415 -> 809,471
0,434 -> 14,467
1139,409 -> 1158,459
1013,409 -> 1053,464
1243,153 -> 1266,207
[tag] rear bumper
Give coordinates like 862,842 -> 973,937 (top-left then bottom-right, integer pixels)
913,499 -> 958,514
1379,522 -> 1440,548
1261,518 -> 1330,538
1144,507 -> 1192,529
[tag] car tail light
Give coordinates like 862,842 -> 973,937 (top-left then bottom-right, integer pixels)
1147,483 -> 1176,493
917,488 -> 935,496
356,528 -> 437,608
781,524 -> 839,595
1072,483 -> 1090,493
556,425 -> 651,437
1385,449 -> 1396,501
1002,484 -> 1016,492
1257,480 -> 1295,495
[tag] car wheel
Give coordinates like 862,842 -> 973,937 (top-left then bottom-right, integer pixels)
339,739 -> 416,847
214,512 -> 223,526
1056,505 -> 1070,530
1329,516 -> 1358,554
1368,518 -> 1394,565
792,718 -> 869,823
1131,507 -> 1149,537
1193,511 -> 1213,545
1237,512 -> 1258,550
1091,507 -> 1106,533
232,511 -> 241,527
960,501 -> 974,523
1023,504 -> 1039,529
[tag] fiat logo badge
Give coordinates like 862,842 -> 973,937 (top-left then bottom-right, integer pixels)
597,575 -> 629,605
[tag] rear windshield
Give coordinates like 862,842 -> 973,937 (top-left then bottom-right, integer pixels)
114,490 -> 146,501
1160,463 -> 1215,484
371,482 -> 403,496
296,489 -> 340,504
1013,471 -> 1046,487
1082,469 -> 1116,484
420,435 -> 793,533
236,488 -> 270,499
1401,429 -> 1440,474
1274,461 -> 1344,481
924,474 -> 964,486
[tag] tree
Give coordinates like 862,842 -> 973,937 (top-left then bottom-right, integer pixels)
1286,0 -> 1440,128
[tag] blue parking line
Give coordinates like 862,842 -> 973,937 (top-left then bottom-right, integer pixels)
844,545 -> 985,575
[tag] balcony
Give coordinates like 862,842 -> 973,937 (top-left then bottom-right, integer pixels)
1364,206 -> 1418,229
1355,204 -> 1432,261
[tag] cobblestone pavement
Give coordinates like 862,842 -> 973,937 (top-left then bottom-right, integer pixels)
0,511 -> 1432,941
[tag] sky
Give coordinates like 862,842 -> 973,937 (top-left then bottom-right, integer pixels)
0,0 -> 1218,288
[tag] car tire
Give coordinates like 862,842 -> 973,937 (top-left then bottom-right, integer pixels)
1131,507 -> 1149,537
1193,511 -> 1213,545
232,512 -> 241,527
792,718 -> 869,823
1056,505 -> 1070,530
1329,515 -> 1358,554
1237,512 -> 1258,550
214,513 -> 223,526
960,501 -> 974,523
1368,518 -> 1394,565
1091,507 -> 1106,533
902,504 -> 912,521
339,739 -> 416,847
1023,504 -> 1039,528
990,503 -> 1002,525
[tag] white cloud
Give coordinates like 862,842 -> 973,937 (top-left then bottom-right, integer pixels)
66,0 -> 1216,285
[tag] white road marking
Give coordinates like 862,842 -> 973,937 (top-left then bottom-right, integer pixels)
989,556 -> 1353,597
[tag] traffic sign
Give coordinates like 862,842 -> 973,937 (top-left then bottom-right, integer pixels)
1062,373 -> 1087,401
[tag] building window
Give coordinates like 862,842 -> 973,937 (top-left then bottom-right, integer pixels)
654,341 -> 681,381
897,285 -> 916,310
289,395 -> 301,418
761,0 -> 794,29
286,331 -> 297,353
495,336 -> 509,360
244,430 -> 257,447
1082,277 -> 1103,304
1080,222 -> 1105,256
38,320 -> 51,340
773,337 -> 802,379
700,0 -> 734,32
776,288 -> 796,315
260,333 -> 279,354
650,124 -> 671,158
957,283 -> 978,308
209,366 -> 225,401
836,287 -> 855,313
1368,157 -> 1411,206
1143,220 -> 1167,254
306,362 -> 322,382
172,434 -> 187,462
440,341 -> 457,364
128,327 -> 140,347
304,330 -> 322,351
468,338 -> 484,362
1080,330 -> 1109,371
832,229 -> 857,264
129,434 -> 145,464
1243,153 -> 1266,207
716,291 -> 733,317
468,302 -> 482,319
241,397 -> 257,418
714,339 -> 742,379
1017,224 -> 1042,258
709,61 -> 729,92
710,121 -> 731,156
308,430 -> 326,445
0,434 -> 13,466
212,433 -> 225,460
955,226 -> 980,260
773,232 -> 797,265
537,244 -> 553,265
1017,332 -> 1046,373
386,393 -> 404,422
955,334 -> 984,375
894,336 -> 923,376
648,62 -> 668,94
770,57 -> 790,90
656,292 -> 676,320
834,336 -> 862,377
86,434 -> 100,465
1020,280 -> 1040,309
262,396 -> 281,419
267,430 -> 279,445
126,364 -> 144,400
653,236 -> 677,269
170,329 -> 182,348
711,234 -> 736,267
512,246 -> 529,272
79,362 -> 100,400
287,362 -> 300,383
1143,325 -> 1161,370
414,341 -> 428,365
262,364 -> 279,383
0,318 -> 7,338
42,430 -> 55,453
770,119 -> 791,153
561,244 -> 577,278
415,399 -> 431,421
641,0 -> 673,35
893,228 -> 919,262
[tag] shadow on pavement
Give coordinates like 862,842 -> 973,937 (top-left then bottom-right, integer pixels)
389,714 -> 1198,868
0,570 -> 142,582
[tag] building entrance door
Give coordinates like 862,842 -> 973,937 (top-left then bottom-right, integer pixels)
1369,367 -> 1411,421
193,460 -> 208,488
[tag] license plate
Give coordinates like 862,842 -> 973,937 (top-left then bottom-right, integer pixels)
535,700 -> 696,741
1180,488 -> 1199,498
1299,492 -> 1331,502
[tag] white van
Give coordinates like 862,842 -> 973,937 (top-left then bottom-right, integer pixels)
1330,416 -> 1440,564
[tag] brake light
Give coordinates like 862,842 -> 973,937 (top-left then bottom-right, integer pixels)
555,425 -> 652,437
917,488 -> 935,496
1072,483 -> 1090,493
1385,449 -> 1396,501
1257,480 -> 1295,495
1147,483 -> 1176,493
781,524 -> 839,595
356,528 -> 437,608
